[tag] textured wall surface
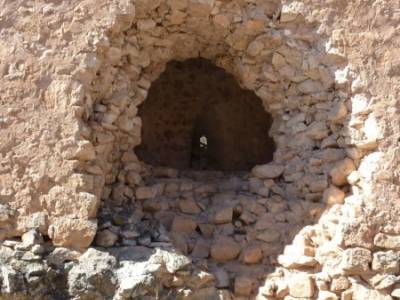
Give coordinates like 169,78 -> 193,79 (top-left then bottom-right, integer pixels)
0,0 -> 399,298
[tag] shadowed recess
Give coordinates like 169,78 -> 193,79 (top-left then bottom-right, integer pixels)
136,58 -> 276,171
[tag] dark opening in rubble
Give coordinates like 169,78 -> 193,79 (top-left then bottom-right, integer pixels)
136,58 -> 276,171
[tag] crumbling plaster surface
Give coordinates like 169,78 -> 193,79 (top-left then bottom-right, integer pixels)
0,0 -> 399,298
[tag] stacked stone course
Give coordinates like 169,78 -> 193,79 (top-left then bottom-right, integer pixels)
0,0 -> 399,299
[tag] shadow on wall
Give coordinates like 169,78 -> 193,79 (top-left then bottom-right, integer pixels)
135,58 -> 276,172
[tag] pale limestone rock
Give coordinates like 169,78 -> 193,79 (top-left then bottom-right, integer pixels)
241,244 -> 263,264
210,236 -> 241,262
392,288 -> 400,298
252,164 -> 284,179
372,250 -> 400,273
341,290 -> 353,300
323,185 -> 345,205
234,276 -> 256,296
280,1 -> 305,22
22,229 -> 43,247
95,229 -> 118,247
369,274 -> 397,290
374,233 -> 400,250
340,247 -> 372,274
351,94 -> 371,115
278,254 -> 317,268
288,274 -> 315,298
330,276 -> 350,291
329,158 -> 356,186
49,218 -> 97,248
214,207 -> 233,224
276,280 -> 289,298
318,291 -> 339,300
351,281 -> 393,300
171,216 -> 197,234
47,247 -> 81,266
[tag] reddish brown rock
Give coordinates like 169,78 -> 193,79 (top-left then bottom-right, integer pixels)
210,236 -> 241,262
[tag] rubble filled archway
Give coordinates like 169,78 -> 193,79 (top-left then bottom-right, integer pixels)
136,58 -> 275,171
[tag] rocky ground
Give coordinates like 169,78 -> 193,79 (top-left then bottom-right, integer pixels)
2,167 -> 400,299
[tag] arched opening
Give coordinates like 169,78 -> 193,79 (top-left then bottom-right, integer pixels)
136,58 -> 276,171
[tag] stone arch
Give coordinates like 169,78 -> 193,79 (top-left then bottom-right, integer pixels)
44,0 -> 380,298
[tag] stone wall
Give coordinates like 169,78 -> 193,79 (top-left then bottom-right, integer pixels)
0,0 -> 399,299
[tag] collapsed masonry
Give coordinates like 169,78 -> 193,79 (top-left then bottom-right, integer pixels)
0,0 -> 396,299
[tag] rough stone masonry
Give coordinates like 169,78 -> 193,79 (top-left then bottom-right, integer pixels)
0,0 -> 399,299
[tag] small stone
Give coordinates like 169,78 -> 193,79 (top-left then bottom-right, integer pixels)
318,291 -> 339,300
142,199 -> 162,212
278,254 -> 317,268
135,185 -> 163,200
47,247 -> 81,266
137,19 -> 156,30
171,216 -> 197,235
276,280 -> 289,298
242,245 -> 263,264
374,233 -> 400,250
328,102 -> 348,123
252,164 -> 284,179
330,276 -> 350,291
340,247 -> 372,274
214,268 -> 230,288
214,207 -> 233,224
341,290 -> 353,300
272,52 -> 286,69
120,230 -> 140,239
112,213 -> 130,226
234,276 -> 256,296
323,185 -> 345,205
198,223 -> 214,238
372,250 -> 400,273
369,274 -> 397,290
31,244 -> 45,255
188,270 -> 215,289
22,229 -> 43,247
256,229 -> 280,243
191,238 -> 210,259
179,198 -> 201,214
392,288 -> 400,298
329,158 -> 356,186
95,229 -> 118,247
306,121 -> 329,140
210,236 -> 241,262
288,274 -> 315,298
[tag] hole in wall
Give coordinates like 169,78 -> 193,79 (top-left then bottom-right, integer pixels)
135,58 -> 276,172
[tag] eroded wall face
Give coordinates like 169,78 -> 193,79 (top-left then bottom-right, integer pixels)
136,58 -> 275,171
